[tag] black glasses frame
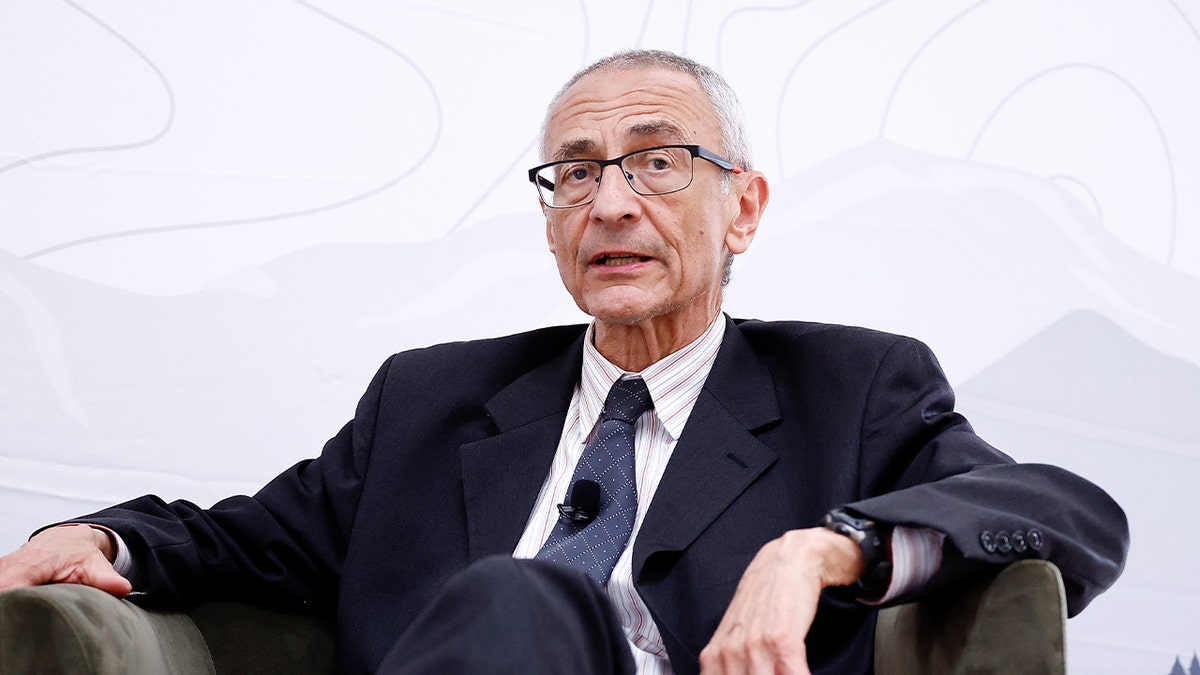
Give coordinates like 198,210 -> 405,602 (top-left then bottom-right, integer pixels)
527,144 -> 743,209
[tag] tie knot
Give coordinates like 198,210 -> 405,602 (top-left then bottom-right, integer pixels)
601,377 -> 653,425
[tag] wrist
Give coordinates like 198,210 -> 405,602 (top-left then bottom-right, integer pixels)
90,527 -> 117,563
814,527 -> 865,587
823,508 -> 893,597
52,524 -> 117,563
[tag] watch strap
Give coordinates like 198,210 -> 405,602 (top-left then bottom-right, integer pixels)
823,508 -> 894,598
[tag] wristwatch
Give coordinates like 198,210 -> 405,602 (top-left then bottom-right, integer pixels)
822,508 -> 893,598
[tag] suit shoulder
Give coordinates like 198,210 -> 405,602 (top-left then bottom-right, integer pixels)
377,324 -> 586,386
732,318 -> 926,356
728,318 -> 946,383
396,324 -> 585,356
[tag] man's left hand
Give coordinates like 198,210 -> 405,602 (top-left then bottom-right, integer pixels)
698,527 -> 864,675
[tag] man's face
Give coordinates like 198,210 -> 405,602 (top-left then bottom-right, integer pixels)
541,67 -> 759,336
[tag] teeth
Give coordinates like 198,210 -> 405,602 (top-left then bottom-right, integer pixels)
601,255 -> 641,266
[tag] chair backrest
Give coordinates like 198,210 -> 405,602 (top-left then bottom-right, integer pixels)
874,559 -> 1067,674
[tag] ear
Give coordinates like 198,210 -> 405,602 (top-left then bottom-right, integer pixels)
544,208 -> 557,254
724,171 -> 769,254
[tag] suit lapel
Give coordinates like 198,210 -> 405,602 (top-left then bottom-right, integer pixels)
459,333 -> 585,562
633,318 -> 782,575
457,318 -> 783,571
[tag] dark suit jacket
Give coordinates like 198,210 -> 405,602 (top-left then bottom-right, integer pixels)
84,318 -> 1128,674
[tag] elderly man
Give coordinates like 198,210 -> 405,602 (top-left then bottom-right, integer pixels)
0,50 -> 1126,674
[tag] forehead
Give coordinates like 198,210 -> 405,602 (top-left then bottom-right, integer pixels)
544,67 -> 721,159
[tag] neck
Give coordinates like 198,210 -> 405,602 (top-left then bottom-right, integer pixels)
593,308 -> 720,372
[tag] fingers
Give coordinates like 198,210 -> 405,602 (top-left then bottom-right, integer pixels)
700,528 -> 862,675
58,555 -> 134,598
700,622 -> 810,675
0,525 -> 132,597
0,552 -> 46,590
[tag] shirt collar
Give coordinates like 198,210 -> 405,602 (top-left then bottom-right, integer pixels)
580,314 -> 726,441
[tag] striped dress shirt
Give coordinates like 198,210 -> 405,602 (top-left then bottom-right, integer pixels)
511,314 -> 942,674
512,315 -> 726,672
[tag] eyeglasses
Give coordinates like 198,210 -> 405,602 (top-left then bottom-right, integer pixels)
527,144 -> 743,209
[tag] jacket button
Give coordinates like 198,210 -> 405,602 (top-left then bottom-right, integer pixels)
980,531 -> 997,553
996,531 -> 1013,553
1012,530 -> 1027,553
1027,529 -> 1043,551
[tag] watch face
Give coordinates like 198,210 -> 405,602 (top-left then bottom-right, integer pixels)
841,524 -> 867,542
826,513 -> 868,542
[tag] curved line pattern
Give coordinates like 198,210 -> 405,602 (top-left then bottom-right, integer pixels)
715,1 -> 808,71
771,0 -> 895,177
449,2 -> 600,234
713,1 -> 809,172
966,63 -> 1178,266
1049,173 -> 1106,230
25,0 -> 444,261
636,0 -> 655,47
1167,0 -> 1200,46
448,138 -> 541,234
0,0 -> 176,178
580,0 -> 590,62
877,0 -> 990,139
681,0 -> 694,54
1164,0 -> 1200,265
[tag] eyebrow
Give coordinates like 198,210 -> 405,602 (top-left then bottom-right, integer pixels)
553,139 -> 598,161
551,120 -> 690,161
625,120 -> 687,144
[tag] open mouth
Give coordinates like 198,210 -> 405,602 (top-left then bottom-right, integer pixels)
595,254 -> 651,266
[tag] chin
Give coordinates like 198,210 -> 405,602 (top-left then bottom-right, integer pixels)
587,300 -> 663,327
588,306 -> 651,326
581,288 -> 659,322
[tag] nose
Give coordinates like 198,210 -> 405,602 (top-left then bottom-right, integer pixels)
588,164 -> 642,224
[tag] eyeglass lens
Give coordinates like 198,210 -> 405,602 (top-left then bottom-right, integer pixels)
535,147 -> 694,207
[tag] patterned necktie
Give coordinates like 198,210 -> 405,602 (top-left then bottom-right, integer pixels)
536,376 -> 654,585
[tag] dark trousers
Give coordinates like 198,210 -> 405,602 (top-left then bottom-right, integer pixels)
378,556 -> 639,674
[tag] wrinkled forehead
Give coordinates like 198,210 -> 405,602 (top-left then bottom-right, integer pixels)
542,67 -> 721,161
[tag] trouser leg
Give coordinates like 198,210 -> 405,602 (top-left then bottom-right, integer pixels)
377,555 -> 637,675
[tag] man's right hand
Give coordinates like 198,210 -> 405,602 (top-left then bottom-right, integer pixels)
0,524 -> 132,597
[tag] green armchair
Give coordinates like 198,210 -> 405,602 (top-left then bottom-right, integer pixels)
0,559 -> 1066,674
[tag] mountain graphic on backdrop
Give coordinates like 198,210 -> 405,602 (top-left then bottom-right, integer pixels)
959,309 -> 1200,447
1167,652 -> 1200,675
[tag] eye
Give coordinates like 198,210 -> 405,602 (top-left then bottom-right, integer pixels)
629,148 -> 681,173
558,162 -> 597,184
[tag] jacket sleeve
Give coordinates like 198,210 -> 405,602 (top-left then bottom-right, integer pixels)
67,354 -> 398,610
841,336 -> 1128,616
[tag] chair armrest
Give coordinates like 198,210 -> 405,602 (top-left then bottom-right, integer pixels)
0,584 -> 214,674
186,601 -> 334,674
874,559 -> 1068,674
0,585 -> 336,675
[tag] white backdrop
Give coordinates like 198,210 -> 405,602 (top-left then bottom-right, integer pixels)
2,1 -> 1198,672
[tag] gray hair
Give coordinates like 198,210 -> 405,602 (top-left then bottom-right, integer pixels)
541,49 -> 754,172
